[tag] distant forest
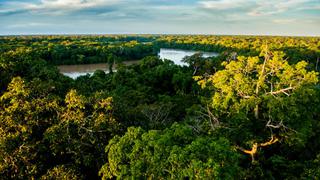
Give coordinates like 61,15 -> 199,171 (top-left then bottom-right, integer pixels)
0,35 -> 320,179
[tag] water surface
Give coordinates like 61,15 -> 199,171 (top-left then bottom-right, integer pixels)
158,48 -> 219,66
58,49 -> 218,79
58,61 -> 138,79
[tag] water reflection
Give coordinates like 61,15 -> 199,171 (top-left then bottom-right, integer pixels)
58,61 -> 138,79
158,48 -> 218,66
58,49 -> 218,79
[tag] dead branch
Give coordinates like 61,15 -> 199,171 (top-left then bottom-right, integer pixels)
141,104 -> 171,126
266,120 -> 285,129
268,87 -> 294,96
237,143 -> 259,163
237,135 -> 279,163
260,135 -> 279,147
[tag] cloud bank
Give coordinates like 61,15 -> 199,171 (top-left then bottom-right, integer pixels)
0,0 -> 319,35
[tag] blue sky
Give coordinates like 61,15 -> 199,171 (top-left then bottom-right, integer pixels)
0,0 -> 319,36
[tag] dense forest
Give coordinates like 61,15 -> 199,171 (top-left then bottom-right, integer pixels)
0,35 -> 320,179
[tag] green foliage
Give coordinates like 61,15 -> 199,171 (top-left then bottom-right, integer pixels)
193,48 -> 320,178
100,123 -> 241,179
301,154 -> 320,179
196,51 -> 318,114
0,35 -> 319,179
44,90 -> 118,177
0,77 -> 117,179
41,165 -> 83,180
195,50 -> 319,143
0,77 -> 59,179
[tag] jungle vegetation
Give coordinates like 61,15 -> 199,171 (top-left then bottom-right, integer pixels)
0,35 -> 320,179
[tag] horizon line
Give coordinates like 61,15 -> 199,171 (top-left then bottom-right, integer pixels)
0,33 -> 319,38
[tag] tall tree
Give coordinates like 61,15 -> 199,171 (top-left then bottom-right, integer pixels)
195,49 -> 318,162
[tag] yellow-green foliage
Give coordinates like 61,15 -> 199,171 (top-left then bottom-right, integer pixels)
195,51 -> 318,115
0,77 -> 59,178
41,165 -> 83,180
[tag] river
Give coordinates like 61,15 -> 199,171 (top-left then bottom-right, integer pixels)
58,48 -> 218,79
158,48 -> 218,66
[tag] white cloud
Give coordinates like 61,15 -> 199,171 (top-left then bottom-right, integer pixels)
199,0 -> 249,10
0,2 -> 30,14
28,0 -> 119,10
247,0 -> 312,16
0,0 -> 122,15
297,4 -> 320,10
6,22 -> 52,28
272,19 -> 297,24
199,0 -> 316,17
1,0 -> 319,36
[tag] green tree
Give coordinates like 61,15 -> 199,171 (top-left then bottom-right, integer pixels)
182,52 -> 205,75
41,165 -> 83,180
195,48 -> 318,162
0,77 -> 59,179
44,90 -> 118,178
99,123 -> 241,179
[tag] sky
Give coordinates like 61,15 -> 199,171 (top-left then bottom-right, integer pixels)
0,0 -> 319,36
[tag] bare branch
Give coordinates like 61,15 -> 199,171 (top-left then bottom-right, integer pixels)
268,87 -> 294,96
266,120 -> 284,129
236,134 -> 279,163
260,135 -> 279,147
